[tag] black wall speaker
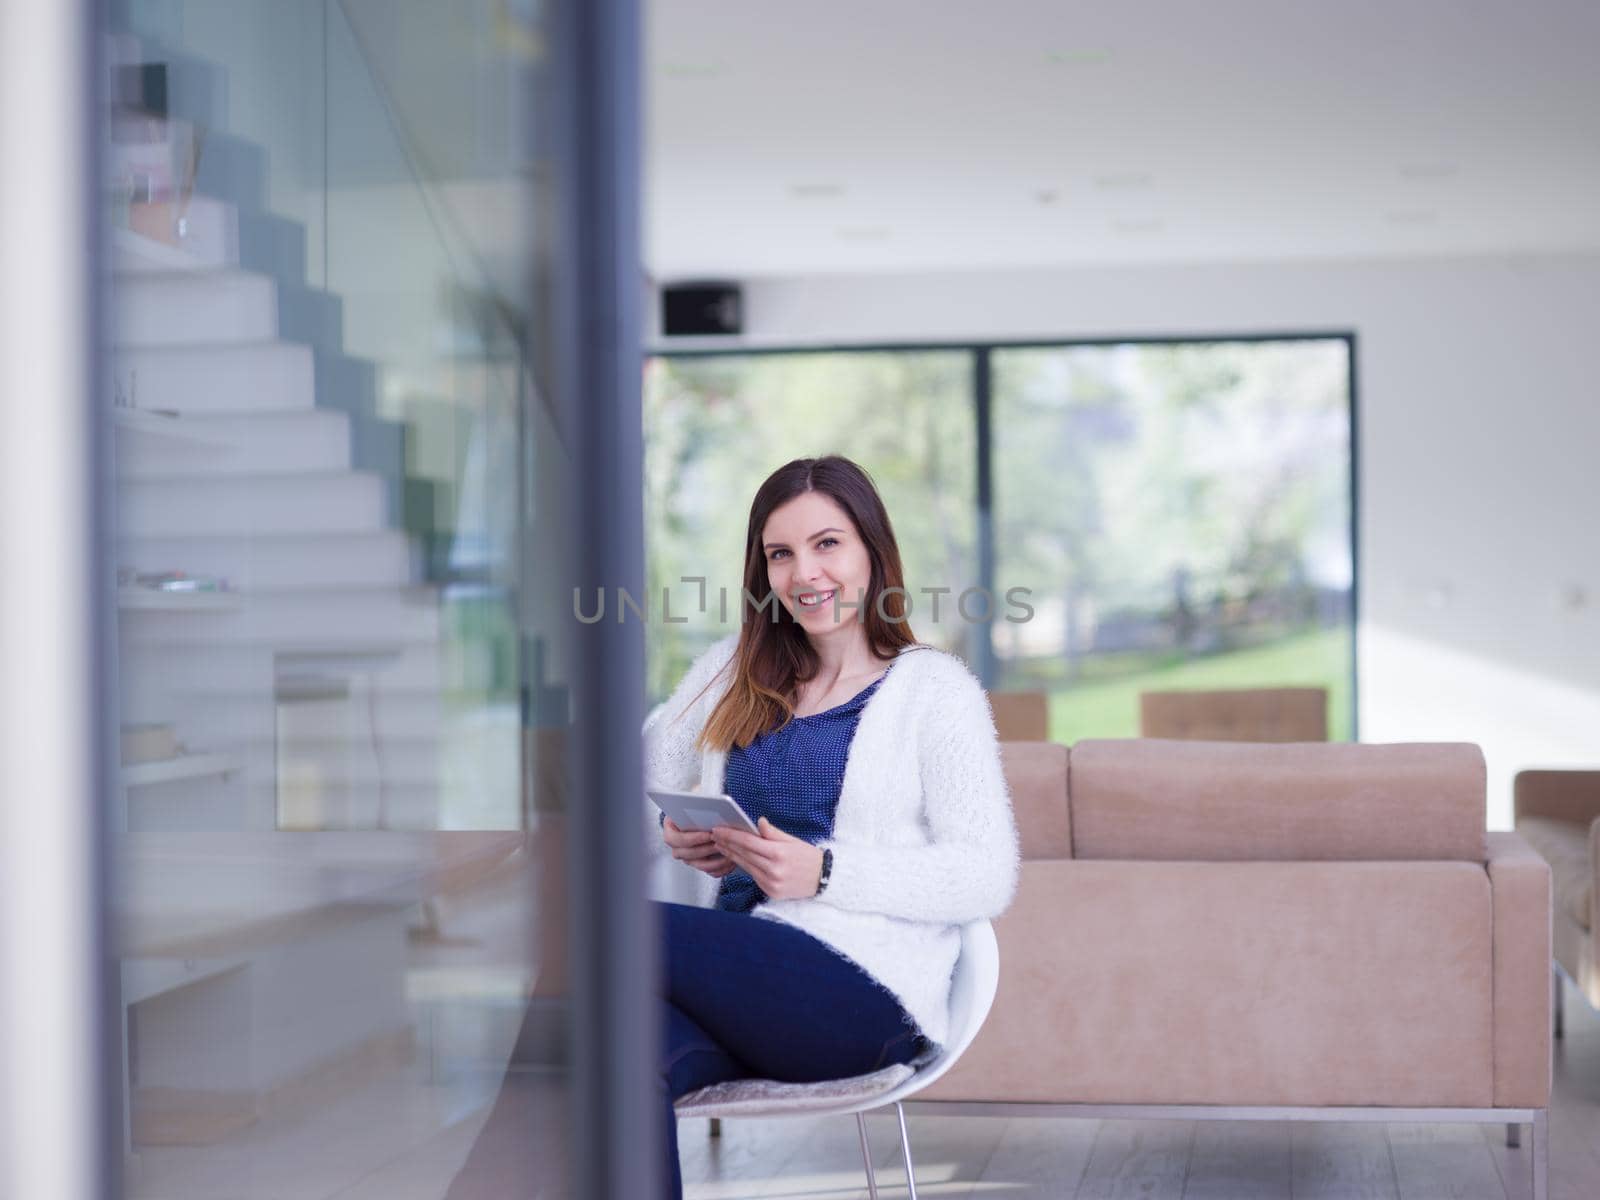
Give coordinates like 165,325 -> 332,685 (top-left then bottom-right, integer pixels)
662,283 -> 742,337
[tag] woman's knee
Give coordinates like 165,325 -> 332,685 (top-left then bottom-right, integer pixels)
661,999 -> 741,1098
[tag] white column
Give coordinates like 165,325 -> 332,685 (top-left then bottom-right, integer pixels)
0,0 -> 108,1197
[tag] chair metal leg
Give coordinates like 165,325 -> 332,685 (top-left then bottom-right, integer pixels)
1506,1122 -> 1521,1147
856,1113 -> 879,1200
1533,1110 -> 1548,1200
895,1101 -> 919,1200
1553,968 -> 1564,1040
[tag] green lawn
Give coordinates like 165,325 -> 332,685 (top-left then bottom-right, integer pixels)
1037,626 -> 1353,744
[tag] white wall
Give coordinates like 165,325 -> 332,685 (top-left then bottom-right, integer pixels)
654,252 -> 1600,828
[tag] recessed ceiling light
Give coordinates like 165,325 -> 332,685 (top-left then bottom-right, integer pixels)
1385,209 -> 1439,225
836,226 -> 891,241
1111,218 -> 1164,234
1045,49 -> 1113,66
661,62 -> 725,81
789,183 -> 845,198
1398,163 -> 1458,181
1095,172 -> 1153,191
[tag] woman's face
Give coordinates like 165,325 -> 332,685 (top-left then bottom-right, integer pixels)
759,491 -> 874,636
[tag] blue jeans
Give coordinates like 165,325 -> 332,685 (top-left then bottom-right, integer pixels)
656,900 -> 929,1200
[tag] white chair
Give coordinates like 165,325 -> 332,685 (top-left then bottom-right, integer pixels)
674,918 -> 1000,1200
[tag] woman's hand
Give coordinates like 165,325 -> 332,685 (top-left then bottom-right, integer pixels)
712,818 -> 825,901
662,818 -> 737,878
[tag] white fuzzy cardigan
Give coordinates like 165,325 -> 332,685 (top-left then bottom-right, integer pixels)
643,635 -> 1020,1045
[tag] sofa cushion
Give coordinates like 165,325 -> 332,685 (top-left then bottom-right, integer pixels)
1069,739 -> 1486,862
1516,816 -> 1592,931
1001,741 -> 1070,860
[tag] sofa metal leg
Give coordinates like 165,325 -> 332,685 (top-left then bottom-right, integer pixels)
895,1101 -> 919,1200
856,1113 -> 879,1200
1553,968 -> 1564,1040
1505,1122 -> 1521,1147
708,1117 -> 721,1138
1533,1110 -> 1549,1200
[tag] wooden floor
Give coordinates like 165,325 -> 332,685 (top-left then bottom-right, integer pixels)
124,968 -> 1600,1199
681,978 -> 1600,1200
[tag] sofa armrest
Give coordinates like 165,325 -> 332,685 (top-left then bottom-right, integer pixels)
1514,769 -> 1600,826
1486,831 -> 1552,1108
1592,816 -> 1600,970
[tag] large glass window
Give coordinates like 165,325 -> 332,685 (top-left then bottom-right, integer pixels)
993,338 -> 1355,741
646,339 -> 1356,740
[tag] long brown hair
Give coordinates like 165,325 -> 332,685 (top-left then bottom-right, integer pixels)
698,456 -> 917,751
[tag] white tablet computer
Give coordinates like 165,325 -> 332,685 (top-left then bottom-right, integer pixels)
647,788 -> 760,835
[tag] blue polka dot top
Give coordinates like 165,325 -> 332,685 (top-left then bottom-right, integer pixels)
715,667 -> 891,914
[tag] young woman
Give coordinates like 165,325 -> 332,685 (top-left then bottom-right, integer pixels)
645,455 -> 1019,1199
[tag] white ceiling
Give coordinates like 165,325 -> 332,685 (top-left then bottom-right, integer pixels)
645,0 -> 1600,279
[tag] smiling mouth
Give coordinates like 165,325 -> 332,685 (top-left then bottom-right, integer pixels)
796,589 -> 837,610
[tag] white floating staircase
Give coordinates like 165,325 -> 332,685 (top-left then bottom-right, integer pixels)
111,35 -> 458,833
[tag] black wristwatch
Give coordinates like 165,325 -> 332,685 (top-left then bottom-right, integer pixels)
814,847 -> 833,896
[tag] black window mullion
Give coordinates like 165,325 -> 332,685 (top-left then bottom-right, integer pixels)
973,346 -> 996,688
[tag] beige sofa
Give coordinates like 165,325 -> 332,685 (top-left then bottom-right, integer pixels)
918,738 -> 1552,1195
1513,770 -> 1600,1020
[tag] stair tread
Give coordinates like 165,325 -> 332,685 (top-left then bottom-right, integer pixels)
115,338 -> 310,354
224,583 -> 442,601
115,265 -> 271,285
143,409 -> 347,426
115,341 -> 376,373
111,228 -> 222,274
123,467 -> 385,486
120,529 -> 415,546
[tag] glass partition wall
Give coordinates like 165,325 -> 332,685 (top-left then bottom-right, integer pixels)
103,1 -> 609,1195
646,339 -> 1356,741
